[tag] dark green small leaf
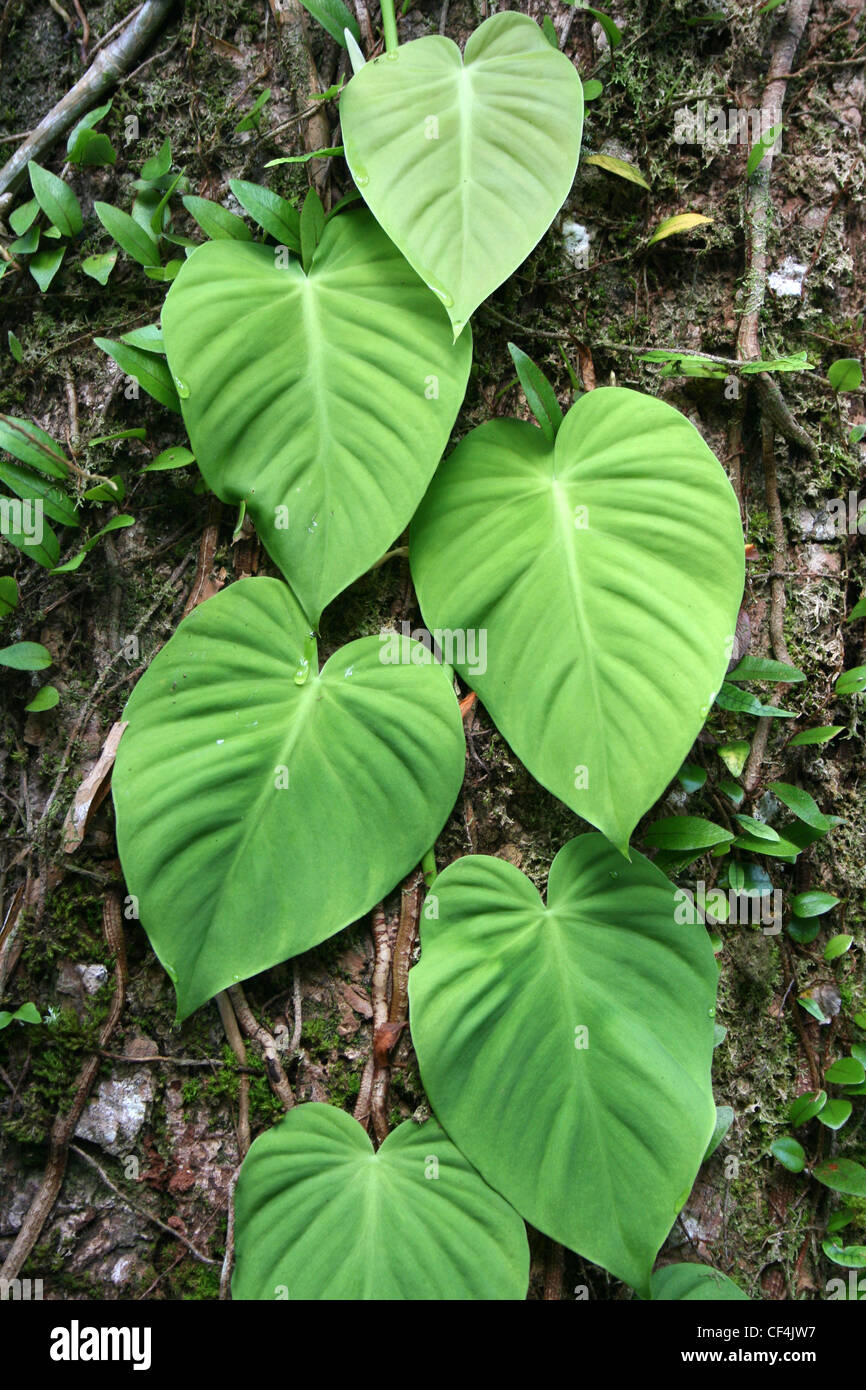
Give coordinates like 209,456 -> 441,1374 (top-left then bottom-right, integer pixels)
52,516 -> 135,574
746,122 -> 780,178
182,195 -> 253,242
9,198 -> 38,235
715,682 -> 794,717
788,1090 -> 826,1127
824,935 -> 853,961
141,138 -> 172,182
144,445 -> 195,472
94,202 -> 161,267
541,15 -> 559,48
0,576 -> 19,615
818,1098 -> 852,1130
229,180 -> 301,250
643,816 -> 734,851
28,160 -> 82,236
790,890 -> 839,919
297,0 -> 359,46
828,358 -> 863,392
0,641 -> 51,670
81,251 -> 117,284
300,187 -> 325,273
771,1136 -> 805,1172
677,762 -> 706,793
25,684 -> 59,712
789,725 -> 843,746
825,1057 -> 865,1086
507,342 -> 564,443
727,655 -> 804,683
836,665 -> 866,695
235,88 -> 271,132
94,338 -> 181,413
814,1158 -> 866,1196
29,246 -> 65,291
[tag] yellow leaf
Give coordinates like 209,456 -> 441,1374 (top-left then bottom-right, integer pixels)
647,213 -> 713,246
584,153 -> 651,190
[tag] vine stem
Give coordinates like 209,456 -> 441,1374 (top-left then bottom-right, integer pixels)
380,0 -> 398,53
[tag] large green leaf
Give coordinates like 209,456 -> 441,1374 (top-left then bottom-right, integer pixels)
411,387 -> 744,851
232,1104 -> 529,1300
340,13 -> 583,338
408,834 -> 719,1296
113,578 -> 465,1019
162,209 -> 471,628
651,1263 -> 749,1301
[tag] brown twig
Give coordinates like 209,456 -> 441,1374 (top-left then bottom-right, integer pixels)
69,1144 -> 217,1265
0,0 -> 176,216
216,992 -> 251,1158
354,902 -> 390,1137
227,983 -> 294,1110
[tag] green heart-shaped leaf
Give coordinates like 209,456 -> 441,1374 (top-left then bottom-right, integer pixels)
113,578 -> 465,1019
162,209 -> 471,627
340,13 -> 583,338
651,1263 -> 749,1301
411,387 -> 744,850
232,1104 -> 529,1300
409,834 -> 719,1296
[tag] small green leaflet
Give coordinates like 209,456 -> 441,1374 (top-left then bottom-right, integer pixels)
715,682 -> 794,717
0,1002 -> 41,1029
29,247 -> 65,292
94,202 -> 161,267
823,934 -> 853,961
265,146 -> 344,168
0,641 -> 51,670
182,196 -> 252,242
300,188 -> 325,273
25,685 -> 60,712
144,446 -> 195,472
717,740 -> 749,776
82,252 -> 117,284
836,665 -> 866,695
573,5 -> 622,49
813,1159 -> 866,1197
94,339 -> 181,413
789,725 -> 843,747
826,1057 -> 865,1086
849,594 -> 866,621
28,161 -> 82,237
828,358 -> 863,392
53,516 -> 135,573
788,1090 -> 826,1127
727,655 -> 804,683
9,198 -> 38,236
677,763 -> 706,793
507,343 -> 563,443
297,0 -> 360,46
768,781 -> 841,833
235,89 -> 271,133
0,576 -> 19,615
818,1099 -> 852,1131
229,180 -> 301,250
770,1136 -> 805,1173
643,816 -> 733,851
141,138 -> 172,182
746,122 -> 781,178
733,814 -> 779,842
120,324 -> 165,354
790,890 -> 839,919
